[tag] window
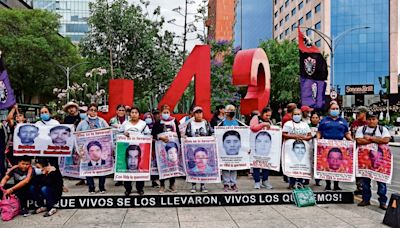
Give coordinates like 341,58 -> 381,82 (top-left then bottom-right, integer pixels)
306,11 -> 312,20
291,23 -> 296,31
274,0 -> 277,5
298,17 -> 304,25
274,11 -> 278,18
285,14 -> 289,22
285,28 -> 289,36
285,0 -> 289,7
280,5 -> 283,12
291,8 -> 296,16
306,29 -> 312,36
315,21 -> 321,30
306,0 -> 310,3
280,19 -> 284,26
279,33 -> 283,40
298,1 -> 304,10
315,3 -> 321,13
274,24 -> 278,31
315,39 -> 321,47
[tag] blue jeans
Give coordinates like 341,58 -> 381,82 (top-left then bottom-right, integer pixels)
362,178 -> 387,205
252,168 -> 269,183
86,176 -> 106,192
289,178 -> 304,186
30,185 -> 59,210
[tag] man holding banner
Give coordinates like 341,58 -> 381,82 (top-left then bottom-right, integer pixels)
356,111 -> 391,210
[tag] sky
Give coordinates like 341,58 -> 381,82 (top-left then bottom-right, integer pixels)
129,0 -> 206,52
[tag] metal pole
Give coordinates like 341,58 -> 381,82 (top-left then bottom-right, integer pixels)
331,39 -> 334,92
240,0 -> 243,48
183,0 -> 188,61
66,67 -> 70,102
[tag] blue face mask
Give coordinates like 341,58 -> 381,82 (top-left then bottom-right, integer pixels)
40,113 -> 50,121
292,114 -> 302,123
145,118 -> 153,124
80,113 -> 87,119
330,110 -> 340,117
161,113 -> 170,120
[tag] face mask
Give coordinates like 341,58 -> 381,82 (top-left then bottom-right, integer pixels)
293,115 -> 302,123
161,113 -> 170,120
145,118 -> 153,124
330,110 -> 340,117
40,113 -> 50,121
34,167 -> 42,175
227,112 -> 235,118
80,113 -> 87,119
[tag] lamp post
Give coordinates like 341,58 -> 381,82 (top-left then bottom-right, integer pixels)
298,26 -> 370,92
56,62 -> 88,102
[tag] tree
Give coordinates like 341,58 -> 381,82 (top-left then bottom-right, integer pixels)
258,39 -> 300,108
0,9 -> 82,104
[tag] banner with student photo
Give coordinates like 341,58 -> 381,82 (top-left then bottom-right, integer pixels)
182,136 -> 220,183
282,139 -> 312,179
249,128 -> 282,171
315,139 -> 355,182
215,126 -> 250,170
356,144 -> 393,184
155,132 -> 185,179
13,124 -> 75,157
59,150 -> 84,179
75,128 -> 114,177
114,135 -> 152,181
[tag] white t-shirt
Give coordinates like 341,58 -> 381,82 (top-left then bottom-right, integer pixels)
120,120 -> 150,135
282,120 -> 311,136
35,119 -> 60,126
355,125 -> 391,138
190,120 -> 207,137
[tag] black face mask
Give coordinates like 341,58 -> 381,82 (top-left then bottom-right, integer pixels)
227,112 -> 235,118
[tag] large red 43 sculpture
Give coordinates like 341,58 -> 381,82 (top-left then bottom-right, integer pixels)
99,45 -> 270,122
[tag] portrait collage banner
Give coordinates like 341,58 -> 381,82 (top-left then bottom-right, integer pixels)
75,128 -> 114,177
315,139 -> 355,182
215,126 -> 250,170
13,124 -> 75,157
249,128 -> 282,171
155,132 -> 185,179
356,144 -> 393,184
182,136 -> 220,183
282,139 -> 312,179
114,135 -> 152,181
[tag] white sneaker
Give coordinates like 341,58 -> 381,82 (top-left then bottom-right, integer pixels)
190,185 -> 196,193
43,208 -> 57,217
201,185 -> 208,193
254,182 -> 261,189
262,180 -> 273,189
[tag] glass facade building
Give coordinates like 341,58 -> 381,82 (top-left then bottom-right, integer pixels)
33,0 -> 90,43
331,0 -> 389,95
234,0 -> 273,49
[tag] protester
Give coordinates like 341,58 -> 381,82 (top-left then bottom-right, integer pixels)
309,111 -> 321,186
0,118 -> 8,178
109,104 -> 128,129
250,107 -> 275,189
6,104 -> 27,166
143,112 -> 159,188
282,108 -> 312,189
356,111 -> 391,210
317,102 -> 352,191
185,106 -> 213,193
151,104 -> 181,193
152,108 -> 161,122
76,103 -> 109,194
301,106 -> 313,124
119,107 -> 150,196
218,104 -> 245,192
282,103 -> 297,126
63,102 -> 81,128
0,156 -> 33,216
30,158 -> 63,217
210,105 -> 225,128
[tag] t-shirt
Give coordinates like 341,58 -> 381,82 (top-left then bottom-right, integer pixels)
355,125 -> 391,139
318,116 -> 349,140
282,120 -> 311,136
350,119 -> 368,135
190,121 -> 207,137
222,119 -> 239,126
6,165 -> 32,184
35,119 -> 60,126
64,115 -> 81,128
120,120 -> 150,135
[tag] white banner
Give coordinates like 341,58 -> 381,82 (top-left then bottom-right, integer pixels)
249,128 -> 282,171
215,126 -> 250,170
13,124 -> 75,157
282,139 -> 312,179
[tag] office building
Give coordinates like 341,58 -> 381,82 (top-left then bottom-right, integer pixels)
207,0 -> 237,41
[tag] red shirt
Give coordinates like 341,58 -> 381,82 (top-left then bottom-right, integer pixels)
350,119 -> 367,135
282,113 -> 292,126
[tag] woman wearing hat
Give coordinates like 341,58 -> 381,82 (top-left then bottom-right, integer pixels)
63,102 -> 81,128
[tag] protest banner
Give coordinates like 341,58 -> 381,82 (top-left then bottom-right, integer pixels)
356,144 -> 393,184
75,128 -> 114,176
59,149 -> 83,179
182,136 -> 220,183
215,126 -> 250,170
114,135 -> 152,181
249,128 -> 282,171
13,124 -> 75,157
315,139 -> 355,182
155,132 -> 185,179
282,139 -> 312,179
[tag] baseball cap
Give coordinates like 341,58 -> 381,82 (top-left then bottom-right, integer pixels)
301,105 -> 314,112
152,108 -> 160,114
193,106 -> 203,113
366,111 -> 378,119
355,106 -> 368,113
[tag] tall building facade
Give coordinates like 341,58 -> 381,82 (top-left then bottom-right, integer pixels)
273,0 -> 398,99
207,0 -> 237,41
234,0 -> 273,49
0,0 -> 32,9
33,0 -> 90,43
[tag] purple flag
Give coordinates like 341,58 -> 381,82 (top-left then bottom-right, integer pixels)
0,70 -> 16,110
300,77 -> 326,109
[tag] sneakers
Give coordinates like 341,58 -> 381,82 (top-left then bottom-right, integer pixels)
223,185 -> 229,192
201,185 -> 208,193
99,190 -> 106,194
124,191 -> 131,196
89,191 -> 95,194
152,181 -> 160,188
190,185 -> 196,193
262,180 -> 273,189
20,208 -> 30,217
43,208 -> 57,217
32,207 -> 47,215
379,204 -> 387,210
231,185 -> 238,192
254,182 -> 261,189
357,201 -> 371,207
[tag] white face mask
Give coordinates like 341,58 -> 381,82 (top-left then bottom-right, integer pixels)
34,167 -> 42,175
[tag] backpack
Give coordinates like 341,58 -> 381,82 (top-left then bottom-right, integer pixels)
362,125 -> 383,136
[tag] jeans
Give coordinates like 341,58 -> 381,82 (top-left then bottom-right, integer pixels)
252,168 -> 269,183
86,176 -> 106,192
289,178 -> 304,186
124,181 -> 144,193
160,178 -> 175,188
362,178 -> 387,205
30,185 -> 59,210
222,170 -> 237,185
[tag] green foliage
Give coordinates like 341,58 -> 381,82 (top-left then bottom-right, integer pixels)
0,9 -> 82,103
258,39 -> 300,107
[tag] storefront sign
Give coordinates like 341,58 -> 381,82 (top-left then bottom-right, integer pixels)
345,85 -> 374,95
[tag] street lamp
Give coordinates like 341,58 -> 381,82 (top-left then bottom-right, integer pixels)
56,62 -> 89,102
298,26 -> 370,92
